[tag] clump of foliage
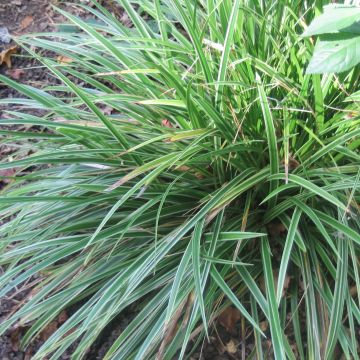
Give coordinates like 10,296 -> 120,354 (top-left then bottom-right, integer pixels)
0,1 -> 359,359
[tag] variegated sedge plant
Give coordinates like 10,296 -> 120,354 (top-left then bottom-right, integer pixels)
0,1 -> 359,359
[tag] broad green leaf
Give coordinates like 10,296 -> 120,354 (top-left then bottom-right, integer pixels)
306,33 -> 360,74
303,5 -> 360,36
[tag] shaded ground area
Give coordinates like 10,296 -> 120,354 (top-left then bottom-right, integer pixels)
0,0 -> 62,100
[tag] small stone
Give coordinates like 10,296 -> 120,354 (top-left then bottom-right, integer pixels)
0,27 -> 11,44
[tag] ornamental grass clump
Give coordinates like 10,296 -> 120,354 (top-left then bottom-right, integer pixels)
0,1 -> 359,359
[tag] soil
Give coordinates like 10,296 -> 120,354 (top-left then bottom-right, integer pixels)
0,0 -> 59,101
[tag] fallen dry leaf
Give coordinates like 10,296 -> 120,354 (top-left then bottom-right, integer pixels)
344,111 -> 359,120
156,297 -> 187,360
211,335 -> 226,354
12,287 -> 42,327
10,327 -> 22,352
0,168 -> 16,184
350,285 -> 357,297
24,347 -> 33,360
0,26 -> 11,43
225,339 -> 238,354
161,119 -> 173,128
57,310 -> 68,324
205,204 -> 226,224
54,117 -> 101,127
260,320 -> 269,332
194,172 -> 205,180
176,165 -> 191,172
40,321 -> 58,341
38,311 -> 68,341
24,348 -> 33,360
20,15 -> 34,31
6,68 -> 24,80
102,105 -> 113,115
283,275 -> 291,294
288,157 -> 300,170
266,222 -> 286,238
182,291 -> 195,330
282,155 -> 300,184
218,306 -> 241,335
260,271 -> 291,296
106,175 -> 128,191
0,45 -> 18,68
63,327 -> 76,338
57,55 -> 73,65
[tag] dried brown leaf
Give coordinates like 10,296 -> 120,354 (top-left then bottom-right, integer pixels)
218,307 -> 241,335
225,339 -> 238,354
266,222 -> 286,238
106,176 -> 128,191
40,321 -> 58,341
350,285 -> 357,297
0,168 -> 16,184
211,335 -> 226,354
156,297 -> 188,360
176,165 -> 191,172
283,275 -> 291,292
6,68 -> 24,80
182,291 -> 195,329
205,200 -> 229,224
288,157 -> 300,170
38,310 -> 68,341
20,15 -> 34,30
10,327 -> 22,351
11,287 -> 42,326
260,321 -> 269,332
57,310 -> 68,324
161,119 -> 173,128
54,118 -> 101,127
0,45 -> 18,68
57,55 -> 73,65
24,347 -> 33,360
194,172 -> 205,180
102,105 -> 113,115
63,327 -> 76,339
